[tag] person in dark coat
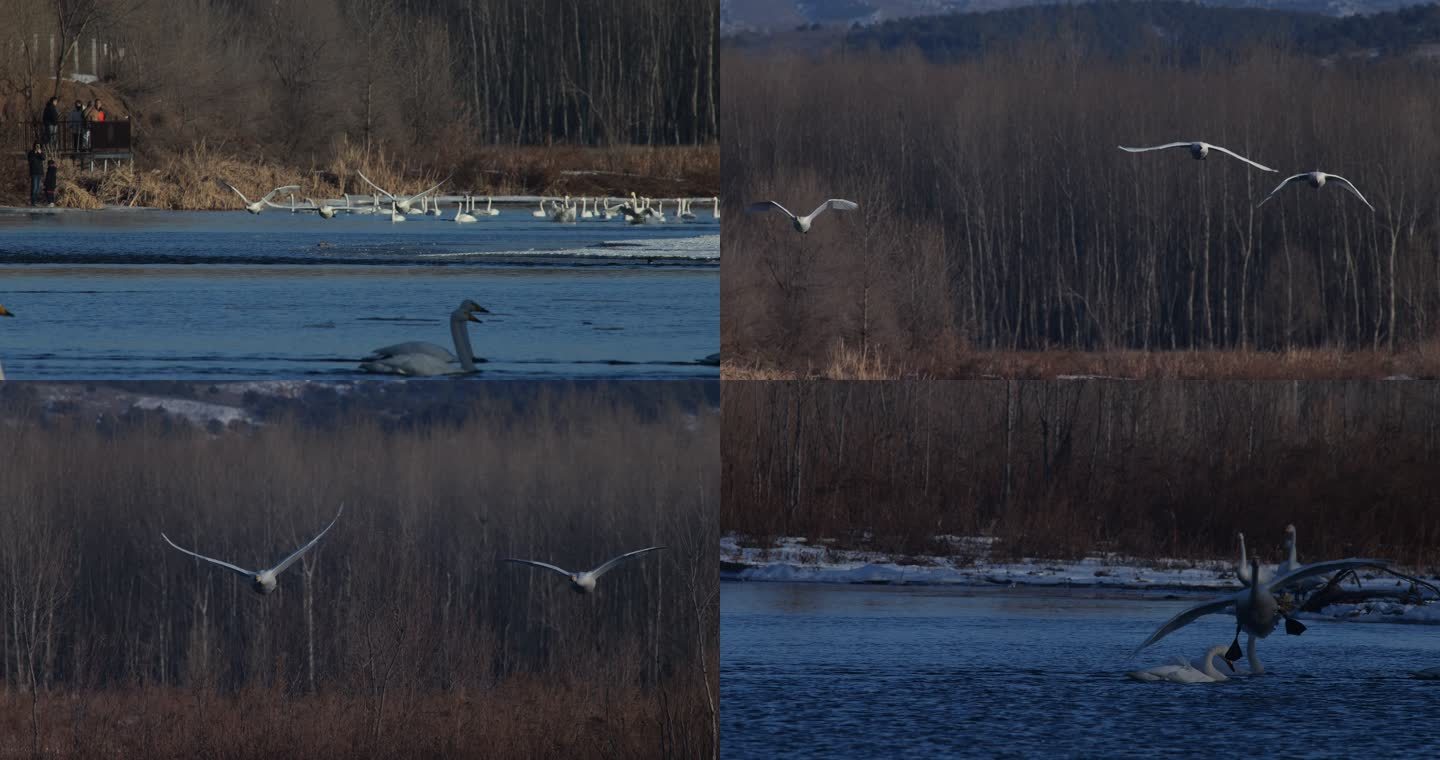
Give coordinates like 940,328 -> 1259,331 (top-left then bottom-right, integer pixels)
42,97 -> 59,149
69,100 -> 84,152
43,160 -> 58,206
26,142 -> 45,205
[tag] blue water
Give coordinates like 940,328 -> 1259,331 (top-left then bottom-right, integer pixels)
0,210 -> 718,378
722,583 -> 1440,758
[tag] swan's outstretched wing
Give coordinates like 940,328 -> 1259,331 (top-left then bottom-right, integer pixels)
406,174 -> 453,202
1326,175 -> 1374,211
590,546 -> 667,578
1257,174 -> 1309,207
223,182 -> 253,206
503,558 -> 574,577
269,503 -> 346,576
1266,558 -> 1390,593
1135,597 -> 1235,653
259,185 -> 302,204
747,200 -> 796,219
807,199 -> 859,220
1206,144 -> 1277,173
1118,142 -> 1193,153
356,170 -> 397,201
162,533 -> 254,577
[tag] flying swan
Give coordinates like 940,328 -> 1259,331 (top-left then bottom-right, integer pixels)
225,182 -> 302,214
1259,172 -> 1374,211
747,199 -> 859,234
162,504 -> 345,595
1118,142 -> 1276,172
503,546 -> 667,593
1137,557 -> 1391,674
358,299 -> 490,376
1235,532 -> 1275,587
357,170 -> 451,214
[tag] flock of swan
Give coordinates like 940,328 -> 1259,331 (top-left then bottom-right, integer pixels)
741,139 -> 1372,237
160,503 -> 666,598
1129,524 -> 1438,683
225,176 -> 720,226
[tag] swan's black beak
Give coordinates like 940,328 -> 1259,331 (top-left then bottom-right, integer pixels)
1285,618 -> 1307,636
1223,657 -> 1236,672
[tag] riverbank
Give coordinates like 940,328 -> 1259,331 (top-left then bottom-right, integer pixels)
3,142 -> 718,211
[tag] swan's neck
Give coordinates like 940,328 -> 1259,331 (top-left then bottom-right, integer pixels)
1247,634 -> 1263,674
451,317 -> 476,372
0,358 -> 5,381
1287,533 -> 1297,565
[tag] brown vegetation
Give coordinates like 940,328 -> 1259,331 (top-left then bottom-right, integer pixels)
722,380 -> 1440,566
721,45 -> 1440,375
0,383 -> 719,757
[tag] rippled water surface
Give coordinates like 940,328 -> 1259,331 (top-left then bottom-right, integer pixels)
0,210 -> 718,378
722,583 -> 1439,758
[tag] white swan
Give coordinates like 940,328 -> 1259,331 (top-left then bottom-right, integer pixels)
551,195 -> 577,223
503,546 -> 666,593
357,170 -> 450,214
1118,142 -> 1276,172
747,199 -> 859,233
162,504 -> 345,595
1235,532 -> 1274,587
358,299 -> 490,376
532,198 -> 549,218
1259,172 -> 1374,211
478,196 -> 499,217
455,196 -> 477,224
1138,557 -> 1391,673
306,197 -> 337,219
388,201 -> 405,223
712,196 -> 720,220
425,194 -> 444,216
225,182 -> 301,214
580,197 -> 595,219
1127,645 -> 1234,683
680,198 -> 697,221
0,303 -> 12,380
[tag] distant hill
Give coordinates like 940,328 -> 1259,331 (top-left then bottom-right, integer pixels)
722,0 -> 1437,35
724,1 -> 1440,63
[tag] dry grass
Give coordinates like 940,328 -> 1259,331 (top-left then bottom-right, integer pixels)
723,345 -> 1440,380
0,677 -> 714,759
3,139 -> 718,209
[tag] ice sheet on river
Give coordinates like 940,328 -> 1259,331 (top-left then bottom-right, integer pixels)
418,234 -> 718,260
721,534 -> 1440,623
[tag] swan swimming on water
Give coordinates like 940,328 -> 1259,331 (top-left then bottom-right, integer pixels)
358,299 -> 490,376
0,303 -> 12,380
162,504 -> 345,595
1118,142 -> 1277,172
1127,644 -> 1234,683
224,182 -> 302,214
503,546 -> 667,593
1259,172 -> 1374,211
455,196 -> 477,223
1137,557 -> 1391,674
747,198 -> 859,233
477,196 -> 500,217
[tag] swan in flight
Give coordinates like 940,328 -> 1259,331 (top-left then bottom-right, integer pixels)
1259,172 -> 1374,211
1118,142 -> 1276,172
1127,645 -> 1234,683
306,197 -> 337,219
747,199 -> 859,233
0,303 -> 12,380
225,182 -> 302,214
1138,557 -> 1390,673
162,504 -> 345,595
455,196 -> 477,224
358,299 -> 490,376
503,546 -> 667,593
1235,532 -> 1275,587
357,170 -> 450,214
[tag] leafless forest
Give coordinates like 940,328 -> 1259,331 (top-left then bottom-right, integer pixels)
721,46 -> 1440,376
723,380 -> 1440,566
1,0 -> 719,204
0,383 -> 718,758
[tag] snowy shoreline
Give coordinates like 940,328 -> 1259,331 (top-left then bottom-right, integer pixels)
721,534 -> 1440,623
